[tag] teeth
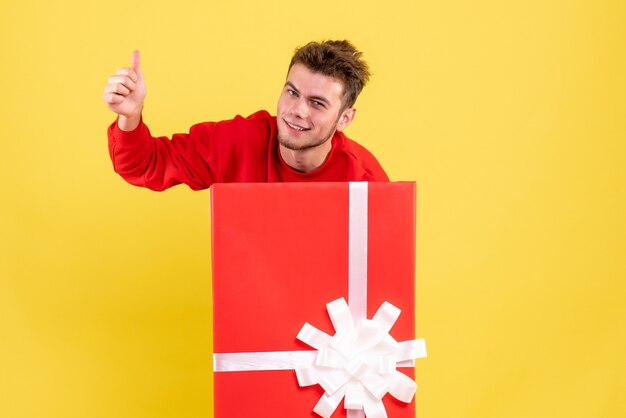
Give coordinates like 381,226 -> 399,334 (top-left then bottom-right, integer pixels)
287,122 -> 306,131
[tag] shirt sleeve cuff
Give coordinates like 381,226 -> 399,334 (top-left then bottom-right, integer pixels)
108,116 -> 149,144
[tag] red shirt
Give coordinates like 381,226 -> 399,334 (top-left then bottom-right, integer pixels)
108,110 -> 389,191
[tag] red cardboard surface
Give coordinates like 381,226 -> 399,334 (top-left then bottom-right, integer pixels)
211,182 -> 416,417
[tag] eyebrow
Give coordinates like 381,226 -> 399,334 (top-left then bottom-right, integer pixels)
285,81 -> 331,106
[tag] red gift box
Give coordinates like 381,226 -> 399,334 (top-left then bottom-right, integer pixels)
211,182 -> 424,417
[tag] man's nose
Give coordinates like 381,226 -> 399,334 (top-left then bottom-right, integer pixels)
290,98 -> 308,118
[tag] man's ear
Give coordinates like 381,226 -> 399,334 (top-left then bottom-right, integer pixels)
336,107 -> 356,132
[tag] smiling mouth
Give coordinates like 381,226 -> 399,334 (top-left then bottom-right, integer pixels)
284,120 -> 310,132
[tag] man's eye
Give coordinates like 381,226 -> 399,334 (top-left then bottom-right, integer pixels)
312,101 -> 325,108
288,89 -> 297,96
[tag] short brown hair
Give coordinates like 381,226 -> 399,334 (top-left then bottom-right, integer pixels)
289,40 -> 370,109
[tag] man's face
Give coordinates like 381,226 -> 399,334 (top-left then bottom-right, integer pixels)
277,63 -> 355,151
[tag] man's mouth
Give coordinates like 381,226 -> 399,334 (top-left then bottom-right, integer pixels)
284,120 -> 310,132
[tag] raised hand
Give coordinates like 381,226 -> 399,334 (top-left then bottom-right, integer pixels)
103,51 -> 146,131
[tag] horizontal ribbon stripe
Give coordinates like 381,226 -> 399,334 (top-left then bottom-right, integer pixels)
214,350 -> 416,372
214,351 -> 317,372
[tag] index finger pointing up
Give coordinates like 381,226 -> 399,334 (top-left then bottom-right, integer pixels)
131,50 -> 141,72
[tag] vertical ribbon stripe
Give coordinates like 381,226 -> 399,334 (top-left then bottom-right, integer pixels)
348,182 -> 368,418
348,182 -> 368,322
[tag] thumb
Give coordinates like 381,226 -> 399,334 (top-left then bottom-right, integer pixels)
131,50 -> 141,73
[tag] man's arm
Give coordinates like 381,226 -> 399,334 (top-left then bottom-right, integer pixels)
103,51 -> 145,131
102,53 -> 275,191
103,51 -> 213,191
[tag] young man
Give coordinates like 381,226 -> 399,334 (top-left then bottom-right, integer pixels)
103,40 -> 388,190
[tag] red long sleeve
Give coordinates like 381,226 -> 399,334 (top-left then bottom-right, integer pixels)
107,110 -> 388,191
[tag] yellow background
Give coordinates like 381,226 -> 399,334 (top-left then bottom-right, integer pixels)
1,0 -> 624,417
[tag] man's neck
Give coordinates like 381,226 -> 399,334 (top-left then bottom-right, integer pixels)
279,139 -> 333,173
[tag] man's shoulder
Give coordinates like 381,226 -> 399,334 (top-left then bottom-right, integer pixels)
236,110 -> 275,124
187,110 -> 277,146
336,133 -> 389,181
339,133 -> 382,165
191,110 -> 275,130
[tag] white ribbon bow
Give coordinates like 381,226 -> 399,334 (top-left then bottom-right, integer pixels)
296,297 -> 427,418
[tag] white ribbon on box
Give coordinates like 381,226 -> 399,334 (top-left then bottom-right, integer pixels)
295,297 -> 427,418
213,182 -> 427,418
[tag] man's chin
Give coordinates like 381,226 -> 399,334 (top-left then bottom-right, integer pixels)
277,126 -> 334,152
278,136 -> 308,151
